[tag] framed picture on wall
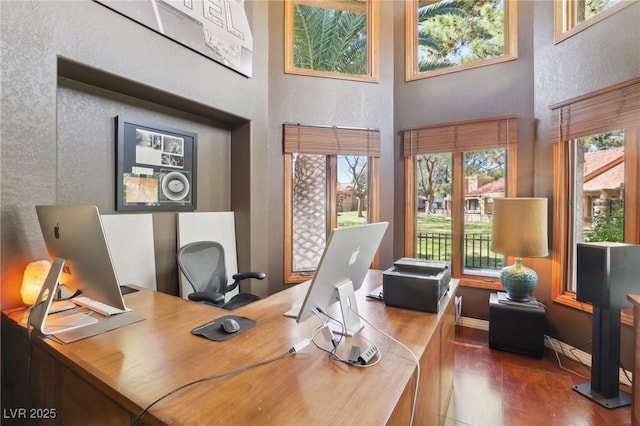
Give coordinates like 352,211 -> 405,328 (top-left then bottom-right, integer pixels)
94,0 -> 253,78
116,116 -> 197,211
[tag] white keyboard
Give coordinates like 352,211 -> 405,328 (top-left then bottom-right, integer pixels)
72,296 -> 129,317
283,303 -> 302,318
49,300 -> 76,314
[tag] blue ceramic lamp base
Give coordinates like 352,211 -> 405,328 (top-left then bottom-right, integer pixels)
500,258 -> 538,302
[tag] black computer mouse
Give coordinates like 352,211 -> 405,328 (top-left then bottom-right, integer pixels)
221,318 -> 240,334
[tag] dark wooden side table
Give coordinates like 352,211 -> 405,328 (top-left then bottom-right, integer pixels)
488,292 -> 546,358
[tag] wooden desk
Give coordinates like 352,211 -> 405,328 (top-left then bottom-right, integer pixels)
2,271 -> 458,425
628,294 -> 640,426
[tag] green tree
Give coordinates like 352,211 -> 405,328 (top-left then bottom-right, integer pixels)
464,149 -> 505,182
582,0 -> 620,21
343,156 -> 368,218
417,0 -> 505,72
582,131 -> 625,151
293,4 -> 367,75
417,0 -> 469,71
416,154 -> 451,213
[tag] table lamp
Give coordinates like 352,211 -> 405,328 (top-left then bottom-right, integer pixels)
490,198 -> 548,302
21,260 -> 51,305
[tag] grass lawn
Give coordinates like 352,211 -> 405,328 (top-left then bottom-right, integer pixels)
337,210 -> 368,227
336,211 -> 500,269
416,213 -> 502,269
416,212 -> 492,234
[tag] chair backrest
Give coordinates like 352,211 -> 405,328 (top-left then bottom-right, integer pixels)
177,241 -> 228,295
177,212 -> 238,300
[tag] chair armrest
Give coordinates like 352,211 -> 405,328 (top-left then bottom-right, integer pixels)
227,272 -> 266,292
188,291 -> 225,305
233,272 -> 266,281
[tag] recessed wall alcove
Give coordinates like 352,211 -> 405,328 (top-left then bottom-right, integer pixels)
56,56 -> 253,295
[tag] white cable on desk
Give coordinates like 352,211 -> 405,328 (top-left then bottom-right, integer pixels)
309,319 -> 382,368
351,307 -> 420,426
130,341 -> 309,425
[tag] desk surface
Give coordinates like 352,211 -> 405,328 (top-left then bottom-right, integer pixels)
9,270 -> 458,425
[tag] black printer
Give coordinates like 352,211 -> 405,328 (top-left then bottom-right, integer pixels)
382,258 -> 451,313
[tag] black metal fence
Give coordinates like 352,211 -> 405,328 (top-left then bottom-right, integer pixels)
416,232 -> 503,270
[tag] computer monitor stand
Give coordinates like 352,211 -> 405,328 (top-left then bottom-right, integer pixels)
30,257 -> 98,335
331,280 -> 364,337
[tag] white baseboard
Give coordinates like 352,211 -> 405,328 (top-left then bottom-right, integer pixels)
459,316 -> 632,386
458,316 -> 489,331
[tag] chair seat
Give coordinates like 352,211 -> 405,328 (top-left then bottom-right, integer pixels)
222,293 -> 262,311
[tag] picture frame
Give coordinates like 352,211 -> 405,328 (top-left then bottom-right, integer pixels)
116,116 -> 197,211
94,0 -> 253,78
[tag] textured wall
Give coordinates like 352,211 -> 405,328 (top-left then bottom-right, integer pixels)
532,1 -> 640,362
266,0 -> 397,295
1,0 -> 270,307
55,78 -> 232,294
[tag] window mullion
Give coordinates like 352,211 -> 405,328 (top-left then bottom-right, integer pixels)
328,156 -> 338,233
451,152 -> 464,278
625,127 -> 640,243
405,157 -> 416,258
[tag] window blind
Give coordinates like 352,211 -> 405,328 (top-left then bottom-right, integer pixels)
283,123 -> 381,157
402,114 -> 518,156
550,77 -> 640,143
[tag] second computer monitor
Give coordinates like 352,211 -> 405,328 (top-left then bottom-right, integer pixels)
296,222 -> 388,335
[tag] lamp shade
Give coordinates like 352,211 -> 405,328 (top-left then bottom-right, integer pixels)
491,198 -> 549,258
21,260 -> 52,305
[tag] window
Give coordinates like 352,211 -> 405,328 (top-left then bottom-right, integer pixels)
554,0 -> 636,42
283,124 -> 380,283
405,0 -> 518,81
403,115 -> 518,287
551,77 -> 640,321
284,0 -> 379,82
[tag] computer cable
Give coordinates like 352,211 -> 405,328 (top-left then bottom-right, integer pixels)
309,311 -> 381,368
130,339 -> 310,425
11,292 -> 96,424
4,306 -> 41,424
309,312 -> 345,364
24,299 -> 46,426
351,307 -> 420,426
311,308 -> 344,347
544,335 -> 591,379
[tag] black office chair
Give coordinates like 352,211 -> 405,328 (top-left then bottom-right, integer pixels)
177,241 -> 266,310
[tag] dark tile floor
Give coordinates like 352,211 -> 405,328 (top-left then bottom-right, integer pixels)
444,327 -> 632,426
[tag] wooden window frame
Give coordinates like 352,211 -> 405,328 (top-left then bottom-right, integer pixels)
550,77 -> 640,325
284,0 -> 380,83
403,115 -> 518,289
283,124 -> 381,284
554,0 -> 637,44
405,0 -> 518,81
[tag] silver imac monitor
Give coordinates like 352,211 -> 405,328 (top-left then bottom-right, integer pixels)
30,205 -> 127,335
296,221 -> 388,336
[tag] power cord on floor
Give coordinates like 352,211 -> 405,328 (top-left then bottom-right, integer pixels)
544,335 -> 591,380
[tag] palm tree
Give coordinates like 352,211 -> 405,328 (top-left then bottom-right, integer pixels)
417,0 -> 469,72
292,3 -> 367,75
